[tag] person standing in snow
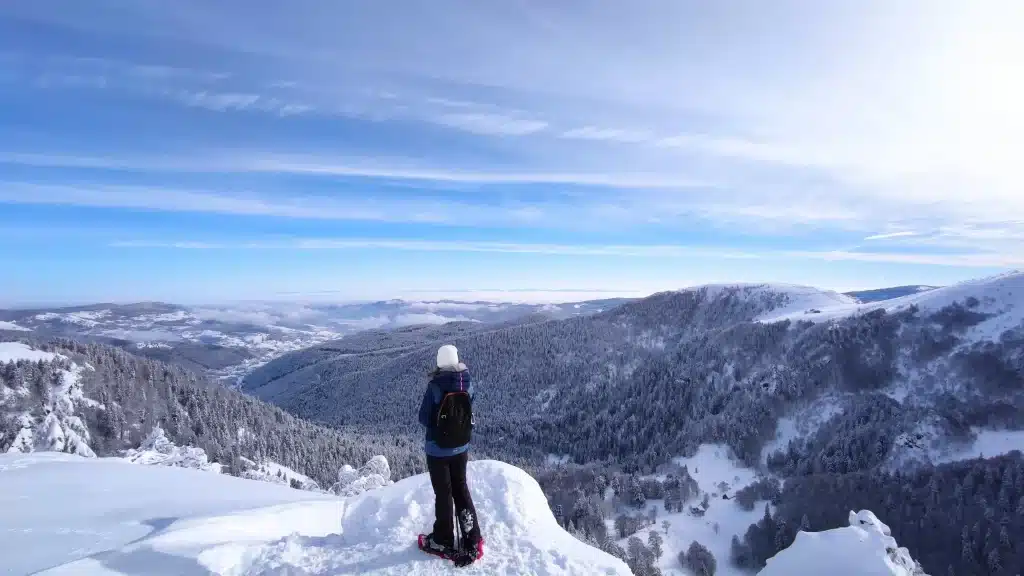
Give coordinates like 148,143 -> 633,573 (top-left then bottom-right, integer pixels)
418,344 -> 484,565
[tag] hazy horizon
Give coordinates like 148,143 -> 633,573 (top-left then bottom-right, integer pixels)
0,278 -> 965,310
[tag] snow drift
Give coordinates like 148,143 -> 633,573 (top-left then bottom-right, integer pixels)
758,510 -> 928,576
0,453 -> 632,576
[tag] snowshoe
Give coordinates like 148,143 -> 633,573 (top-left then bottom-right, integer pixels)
418,533 -> 456,560
463,537 -> 484,562
417,533 -> 484,567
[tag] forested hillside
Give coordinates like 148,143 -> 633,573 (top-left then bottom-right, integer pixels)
243,271 -> 1024,575
0,337 -> 421,487
246,273 -> 1023,473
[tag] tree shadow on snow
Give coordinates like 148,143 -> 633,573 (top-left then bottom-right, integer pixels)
88,516 -> 216,575
124,517 -> 180,546
31,516 -> 190,574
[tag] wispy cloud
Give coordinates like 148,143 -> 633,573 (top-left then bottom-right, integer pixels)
0,155 -> 712,190
655,133 -> 816,167
863,231 -> 919,241
430,112 -> 548,136
0,182 -> 546,226
111,238 -> 760,258
0,181 -> 730,231
169,90 -> 313,115
108,237 -> 1024,268
560,126 -> 653,144
793,249 -> 1024,268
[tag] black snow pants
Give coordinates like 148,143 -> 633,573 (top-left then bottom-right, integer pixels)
427,451 -> 482,548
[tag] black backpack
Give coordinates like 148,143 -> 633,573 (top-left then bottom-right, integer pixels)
435,389 -> 473,449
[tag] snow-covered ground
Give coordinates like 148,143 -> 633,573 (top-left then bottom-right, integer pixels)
618,444 -> 766,576
673,444 -> 757,497
0,453 -> 631,576
760,396 -> 844,464
933,428 -> 1024,464
0,341 -> 57,363
759,510 -> 927,576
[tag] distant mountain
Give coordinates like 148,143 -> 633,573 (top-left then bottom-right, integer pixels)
844,285 -> 939,303
0,298 -> 629,384
244,270 -> 1024,576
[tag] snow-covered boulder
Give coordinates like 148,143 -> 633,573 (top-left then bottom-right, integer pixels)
1,453 -> 633,576
758,510 -> 929,576
331,454 -> 393,496
123,426 -> 221,473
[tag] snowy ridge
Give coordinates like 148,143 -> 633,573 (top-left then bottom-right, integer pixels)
2,453 -> 632,576
763,270 -> 1024,336
123,426 -> 222,473
759,510 -> 928,576
679,282 -> 859,323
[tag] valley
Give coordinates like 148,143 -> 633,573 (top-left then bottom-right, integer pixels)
0,298 -> 626,385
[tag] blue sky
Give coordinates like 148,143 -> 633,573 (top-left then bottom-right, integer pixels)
1,0 -> 1022,305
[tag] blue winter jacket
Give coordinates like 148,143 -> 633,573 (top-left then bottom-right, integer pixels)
418,364 -> 473,457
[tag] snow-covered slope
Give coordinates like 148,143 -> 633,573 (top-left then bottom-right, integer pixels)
1,453 -> 632,576
241,457 -> 320,491
0,341 -> 57,363
759,510 -> 928,576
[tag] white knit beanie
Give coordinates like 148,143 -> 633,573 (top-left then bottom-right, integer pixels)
436,344 -> 459,368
